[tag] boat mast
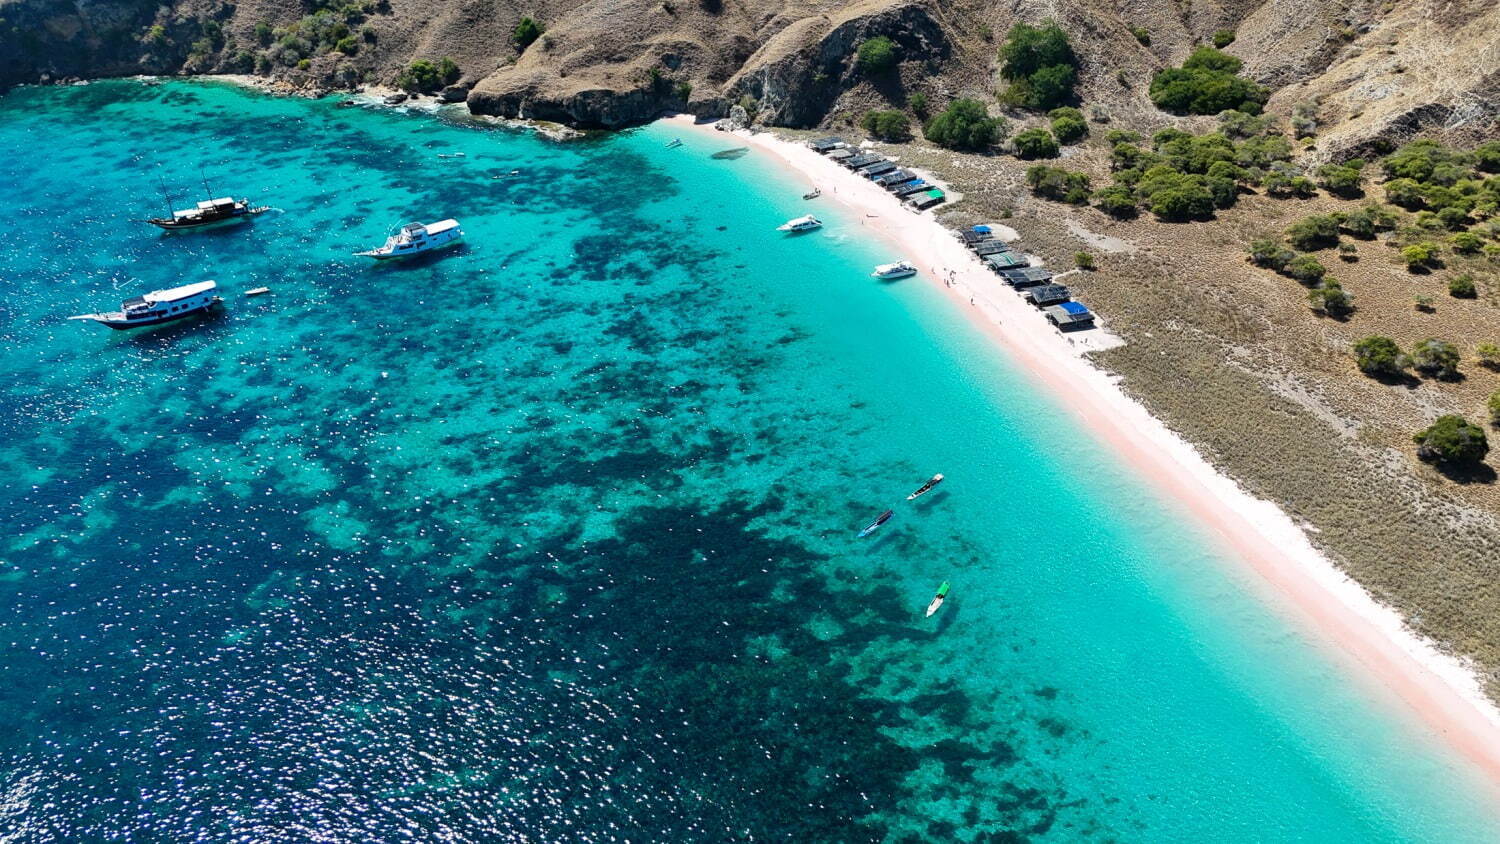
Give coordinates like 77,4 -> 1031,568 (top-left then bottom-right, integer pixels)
157,170 -> 173,217
199,165 -> 213,200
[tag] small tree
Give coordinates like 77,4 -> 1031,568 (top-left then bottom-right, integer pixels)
1317,163 -> 1363,197
856,36 -> 898,74
861,109 -> 910,141
1411,338 -> 1461,378
924,99 -> 1005,151
1308,280 -> 1351,317
1449,273 -> 1478,299
1013,127 -> 1060,159
1248,238 -> 1294,271
1401,242 -> 1439,271
1450,231 -> 1483,254
1285,214 -> 1341,250
908,92 -> 929,119
1353,335 -> 1408,377
1093,184 -> 1138,218
513,16 -> 544,49
1489,391 -> 1500,426
1413,415 -> 1489,465
1075,251 -> 1096,270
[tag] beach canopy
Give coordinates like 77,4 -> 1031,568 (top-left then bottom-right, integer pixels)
973,225 -> 991,233
1060,301 -> 1090,315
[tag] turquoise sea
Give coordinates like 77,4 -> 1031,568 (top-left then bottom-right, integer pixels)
1,80 -> 1497,841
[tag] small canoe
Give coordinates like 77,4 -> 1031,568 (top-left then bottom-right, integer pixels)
245,287 -> 271,296
925,581 -> 950,618
907,473 -> 944,500
858,509 -> 893,538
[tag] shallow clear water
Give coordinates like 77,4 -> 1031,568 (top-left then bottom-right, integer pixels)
0,80 -> 1497,841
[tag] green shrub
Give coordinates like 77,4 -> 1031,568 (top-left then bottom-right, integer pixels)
1490,391 -> 1500,425
1477,141 -> 1500,173
1318,163 -> 1363,196
1382,139 -> 1470,183
1309,280 -> 1352,316
1048,107 -> 1086,143
1219,109 -> 1270,139
1076,251 -> 1096,270
1286,214 -> 1341,250
1449,273 -> 1478,298
1354,336 -> 1409,377
1286,254 -> 1327,284
1092,184 -> 1138,218
998,21 -> 1078,110
1105,129 -> 1141,145
254,21 -> 274,46
924,99 -> 1005,151
1476,343 -> 1500,369
1413,415 -> 1488,465
513,16 -> 544,49
861,109 -> 910,141
1136,166 -> 1215,221
908,92 -> 929,119
396,59 -> 441,92
856,36 -> 898,74
1383,178 -> 1425,208
333,35 -> 358,54
1437,206 -> 1471,230
1013,127 -> 1060,159
1402,242 -> 1440,271
1212,29 -> 1236,48
1411,338 -> 1461,378
1025,165 -> 1091,203
1150,47 -> 1268,114
1248,238 -> 1295,271
1131,26 -> 1151,46
1449,231 -> 1483,253
675,80 -> 693,101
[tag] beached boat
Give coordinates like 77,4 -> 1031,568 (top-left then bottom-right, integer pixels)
145,196 -> 267,231
803,188 -> 821,200
777,214 -> 822,233
69,280 -> 221,329
872,261 -> 918,280
925,582 -> 950,618
907,473 -> 944,500
355,219 -> 464,259
858,509 -> 893,538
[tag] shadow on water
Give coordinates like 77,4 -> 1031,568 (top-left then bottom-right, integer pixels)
110,308 -> 232,347
913,489 -> 952,509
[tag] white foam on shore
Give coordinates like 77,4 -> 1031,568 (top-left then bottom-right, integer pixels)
665,114 -> 1500,787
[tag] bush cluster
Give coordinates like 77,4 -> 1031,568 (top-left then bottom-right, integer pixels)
1414,415 -> 1488,466
856,36 -> 898,74
923,99 -> 1006,151
1048,107 -> 1087,144
1087,127 -> 1287,220
1149,47 -> 1269,115
396,57 -> 460,92
862,109 -> 910,141
1025,165 -> 1091,204
1354,335 -> 1409,377
1411,338 -> 1461,378
513,16 -> 544,49
997,21 -> 1079,110
1379,139 -> 1500,226
1013,127 -> 1059,159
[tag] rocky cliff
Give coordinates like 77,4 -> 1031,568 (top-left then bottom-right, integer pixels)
2,0 -> 1496,145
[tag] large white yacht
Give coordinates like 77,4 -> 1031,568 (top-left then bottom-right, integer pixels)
776,214 -> 822,233
871,261 -> 917,280
355,219 -> 464,259
69,281 -> 222,329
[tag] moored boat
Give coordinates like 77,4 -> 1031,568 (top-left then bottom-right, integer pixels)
777,214 -> 822,233
872,261 -> 918,280
145,196 -> 267,231
925,582 -> 950,618
802,188 -> 821,200
906,473 -> 944,500
858,509 -> 893,538
69,281 -> 222,329
355,219 -> 464,259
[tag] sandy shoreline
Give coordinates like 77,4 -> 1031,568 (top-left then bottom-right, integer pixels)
665,114 -> 1500,788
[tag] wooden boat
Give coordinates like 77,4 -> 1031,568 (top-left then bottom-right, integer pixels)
925,582 -> 950,618
69,281 -> 222,329
858,509 -> 893,538
906,473 -> 944,500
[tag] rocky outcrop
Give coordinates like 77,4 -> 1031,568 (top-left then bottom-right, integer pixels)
468,80 -> 673,128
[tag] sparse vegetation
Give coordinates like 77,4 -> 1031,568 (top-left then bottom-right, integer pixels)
1308,279 -> 1352,317
1286,254 -> 1327,285
908,92 -> 929,119
1401,242 -> 1441,272
1413,415 -> 1489,466
862,109 -> 910,142
1477,343 -> 1500,369
1075,251 -> 1096,270
1449,273 -> 1478,298
1130,26 -> 1151,46
1150,47 -> 1269,115
1286,214 -> 1341,251
856,36 -> 898,74
1012,127 -> 1060,159
997,21 -> 1078,110
1092,184 -> 1138,218
1318,161 -> 1364,196
924,99 -> 1005,151
1212,29 -> 1236,48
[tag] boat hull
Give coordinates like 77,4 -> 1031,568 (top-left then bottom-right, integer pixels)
86,300 -> 222,329
148,214 -> 252,232
364,236 -> 464,260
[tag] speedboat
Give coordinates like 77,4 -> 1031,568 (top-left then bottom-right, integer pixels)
857,509 -> 893,538
145,196 -> 267,231
666,138 -> 684,149
925,582 -> 950,618
777,214 -> 822,233
872,261 -> 917,280
355,219 -> 464,259
69,280 -> 222,329
906,473 -> 944,500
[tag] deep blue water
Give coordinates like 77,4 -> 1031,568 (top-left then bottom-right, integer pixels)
0,79 -> 1498,841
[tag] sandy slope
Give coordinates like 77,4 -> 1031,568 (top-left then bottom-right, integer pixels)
665,113 -> 1500,790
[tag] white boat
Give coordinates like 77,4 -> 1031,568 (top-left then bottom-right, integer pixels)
777,214 -> 822,233
872,261 -> 917,280
245,287 -> 271,296
69,280 -> 222,329
355,219 -> 464,259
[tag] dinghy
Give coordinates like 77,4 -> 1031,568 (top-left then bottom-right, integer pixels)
858,509 -> 893,538
906,473 -> 944,500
